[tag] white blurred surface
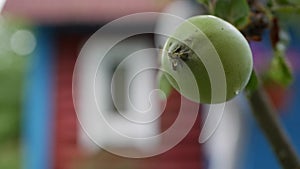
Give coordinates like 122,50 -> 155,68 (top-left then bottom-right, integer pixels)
77,35 -> 160,154
0,0 -> 6,13
203,96 -> 248,169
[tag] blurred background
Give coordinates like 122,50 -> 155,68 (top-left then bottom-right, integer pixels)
0,0 -> 299,169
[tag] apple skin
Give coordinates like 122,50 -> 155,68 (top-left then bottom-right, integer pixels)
161,15 -> 253,104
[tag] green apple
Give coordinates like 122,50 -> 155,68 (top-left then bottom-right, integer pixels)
161,15 -> 253,104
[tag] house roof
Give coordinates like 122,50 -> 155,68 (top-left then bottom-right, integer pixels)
3,0 -> 170,24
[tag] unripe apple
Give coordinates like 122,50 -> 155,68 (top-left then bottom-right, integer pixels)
161,15 -> 253,104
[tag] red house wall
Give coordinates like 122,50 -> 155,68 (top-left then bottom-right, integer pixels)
53,34 -> 83,169
149,91 -> 204,169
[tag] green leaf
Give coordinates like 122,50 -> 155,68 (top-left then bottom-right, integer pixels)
214,0 -> 250,28
273,5 -> 300,13
268,51 -> 293,86
274,0 -> 300,5
197,0 -> 209,6
275,0 -> 292,5
267,27 -> 293,87
272,0 -> 300,15
288,0 -> 300,5
245,70 -> 259,94
157,71 -> 173,100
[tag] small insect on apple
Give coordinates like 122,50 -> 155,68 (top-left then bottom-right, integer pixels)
161,15 -> 253,104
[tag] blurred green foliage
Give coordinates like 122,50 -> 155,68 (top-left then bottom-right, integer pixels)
214,0 -> 250,29
268,50 -> 293,86
0,17 -> 32,169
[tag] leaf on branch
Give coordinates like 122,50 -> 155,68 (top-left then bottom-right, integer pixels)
273,6 -> 300,14
275,0 -> 292,5
157,71 -> 173,100
272,0 -> 300,15
268,50 -> 293,87
275,0 -> 300,6
214,0 -> 250,29
268,26 -> 292,87
288,0 -> 300,5
197,0 -> 210,6
245,70 -> 259,94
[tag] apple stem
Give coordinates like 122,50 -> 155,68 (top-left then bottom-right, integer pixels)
246,81 -> 300,169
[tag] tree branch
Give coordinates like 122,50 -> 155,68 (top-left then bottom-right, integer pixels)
247,82 -> 300,169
